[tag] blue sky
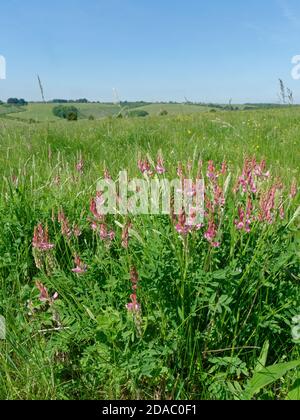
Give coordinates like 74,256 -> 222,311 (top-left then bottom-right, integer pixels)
1,0 -> 300,102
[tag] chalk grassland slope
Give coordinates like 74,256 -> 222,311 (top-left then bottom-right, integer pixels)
0,103 -> 122,121
129,103 -> 211,115
0,102 -> 214,122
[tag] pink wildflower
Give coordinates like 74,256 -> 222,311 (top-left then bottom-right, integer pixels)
235,157 -> 270,195
259,186 -> 277,224
156,155 -> 166,175
138,158 -> 152,175
204,220 -> 220,247
207,160 -> 218,182
97,223 -> 115,242
126,268 -> 141,313
58,210 -> 72,239
126,294 -> 141,312
76,159 -> 84,174
235,198 -> 252,233
32,224 -> 55,251
213,185 -> 225,207
72,255 -> 88,274
73,225 -> 82,237
290,180 -> 297,199
90,192 -> 105,221
35,281 -> 58,305
122,221 -> 132,249
175,211 -> 191,236
220,161 -> 227,175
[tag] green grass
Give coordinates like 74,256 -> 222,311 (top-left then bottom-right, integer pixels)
1,102 -> 220,122
0,107 -> 299,400
129,103 -> 211,115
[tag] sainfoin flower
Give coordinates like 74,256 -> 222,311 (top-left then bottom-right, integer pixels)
90,192 -> 105,220
73,224 -> 82,237
235,197 -> 253,233
72,255 -> 88,274
207,160 -> 218,182
204,219 -> 220,248
138,158 -> 152,176
98,223 -> 115,242
121,221 -> 132,249
126,294 -> 141,312
32,224 -> 55,251
290,179 -> 297,199
258,185 -> 278,224
234,157 -> 270,195
76,159 -> 84,174
175,211 -> 190,236
126,267 -> 141,313
156,155 -> 166,175
35,281 -> 58,305
58,210 -> 72,239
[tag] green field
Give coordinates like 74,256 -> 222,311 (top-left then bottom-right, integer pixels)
0,107 -> 299,400
0,102 -> 122,122
0,101 -> 221,122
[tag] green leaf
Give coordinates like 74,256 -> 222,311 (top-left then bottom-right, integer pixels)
254,340 -> 269,373
243,360 -> 300,400
286,379 -> 300,401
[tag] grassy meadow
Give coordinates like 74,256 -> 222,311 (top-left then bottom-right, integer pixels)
0,105 -> 299,400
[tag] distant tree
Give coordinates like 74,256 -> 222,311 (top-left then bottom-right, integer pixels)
7,98 -> 28,106
159,110 -> 168,116
18,99 -> 28,106
52,99 -> 69,104
53,105 -> 79,120
128,110 -> 149,118
7,98 -> 19,104
75,98 -> 88,103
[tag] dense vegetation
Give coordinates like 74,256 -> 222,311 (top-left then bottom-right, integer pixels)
7,98 -> 28,106
52,105 -> 79,120
0,107 -> 299,400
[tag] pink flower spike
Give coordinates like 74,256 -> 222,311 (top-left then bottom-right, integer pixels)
290,180 -> 297,199
32,224 -> 55,251
76,159 -> 84,174
207,160 -> 217,182
212,242 -> 221,248
36,281 -> 50,302
126,268 -> 141,313
221,161 -> 227,175
35,281 -> 58,305
108,231 -> 115,241
126,293 -> 141,313
122,222 -> 132,249
204,220 -> 219,245
72,255 -> 88,275
138,158 -> 152,175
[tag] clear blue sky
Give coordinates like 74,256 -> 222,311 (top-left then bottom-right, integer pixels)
1,0 -> 300,103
